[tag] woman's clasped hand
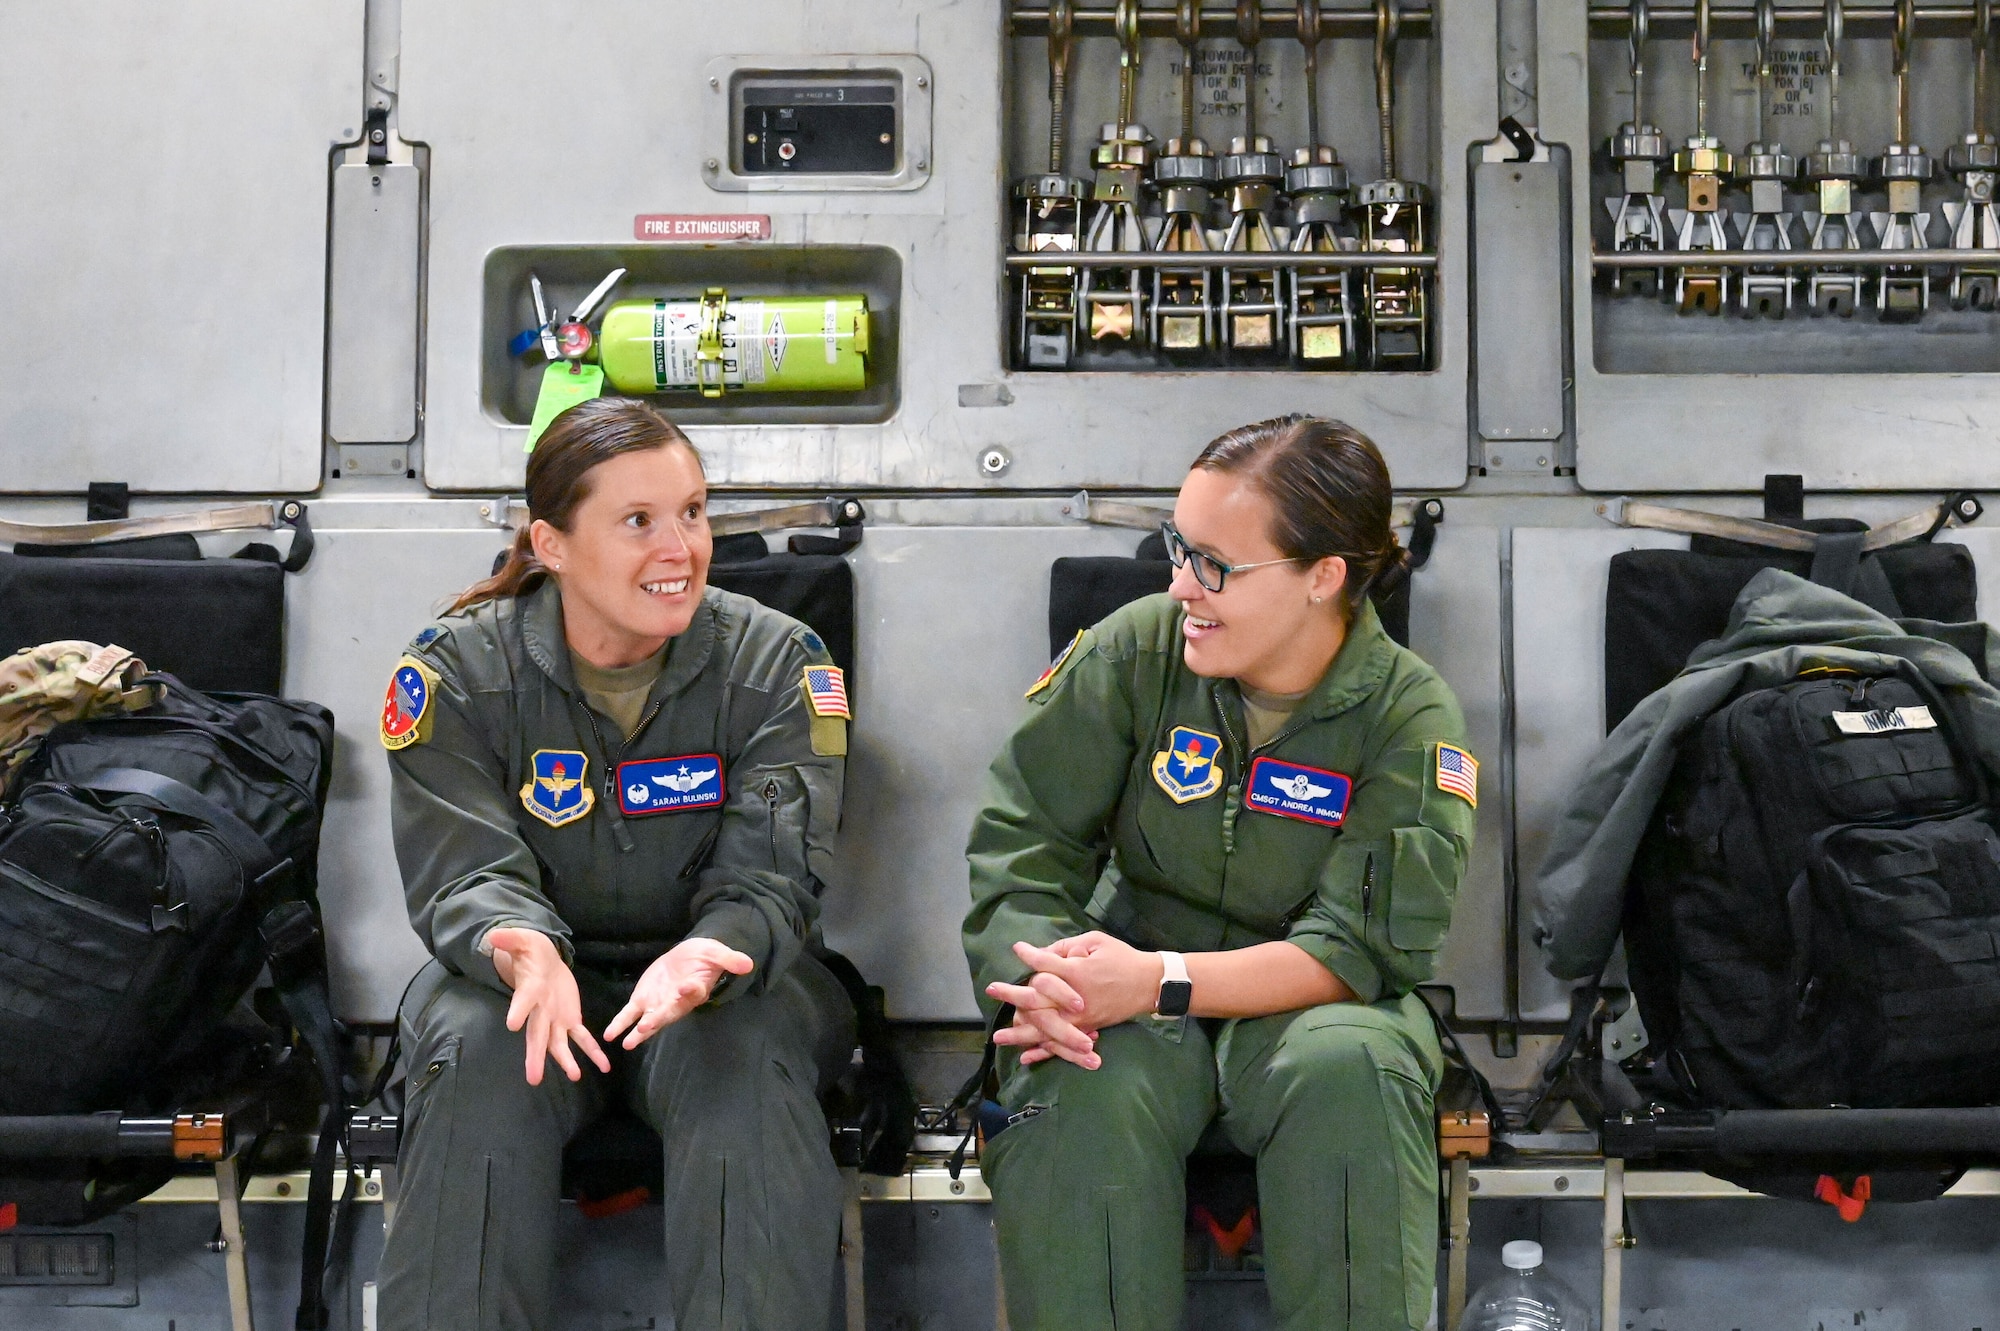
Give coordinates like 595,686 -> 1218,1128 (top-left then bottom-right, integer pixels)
986,932 -> 1165,1070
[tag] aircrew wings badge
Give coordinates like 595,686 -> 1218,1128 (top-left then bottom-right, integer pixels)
1026,631 -> 1084,699
1151,726 -> 1225,804
1436,743 -> 1478,808
380,657 -> 438,751
521,749 -> 596,827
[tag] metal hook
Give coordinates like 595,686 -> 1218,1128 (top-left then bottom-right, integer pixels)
1755,0 -> 1775,142
1894,0 -> 1914,143
1048,0 -> 1076,173
1237,0 -> 1263,141
1629,0 -> 1650,128
1978,0 -> 1993,137
1115,0 -> 1141,133
1693,0 -> 1711,138
1175,0 -> 1201,141
1375,0 -> 1400,181
1298,0 -> 1324,151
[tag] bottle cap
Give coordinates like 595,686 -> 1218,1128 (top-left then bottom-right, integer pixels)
1501,1240 -> 1543,1271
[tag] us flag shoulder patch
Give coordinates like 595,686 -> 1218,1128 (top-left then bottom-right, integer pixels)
802,665 -> 851,719
1435,743 -> 1478,808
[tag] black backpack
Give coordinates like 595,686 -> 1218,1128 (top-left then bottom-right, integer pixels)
1625,663 -> 2000,1110
0,675 -> 335,1115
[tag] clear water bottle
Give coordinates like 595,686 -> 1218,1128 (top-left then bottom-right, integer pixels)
1457,1240 -> 1594,1331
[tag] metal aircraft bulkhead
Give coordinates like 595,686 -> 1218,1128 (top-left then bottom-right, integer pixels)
1557,2 -> 2000,490
398,0 -> 1488,493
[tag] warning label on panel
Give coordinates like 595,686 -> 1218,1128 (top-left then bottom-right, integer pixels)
1730,42 -> 1824,128
1169,43 -> 1280,124
634,214 -> 772,242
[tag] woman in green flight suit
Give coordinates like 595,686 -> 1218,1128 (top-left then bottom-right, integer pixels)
376,398 -> 855,1331
963,415 -> 1478,1331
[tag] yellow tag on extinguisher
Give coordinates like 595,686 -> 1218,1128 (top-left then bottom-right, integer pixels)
525,361 -> 605,452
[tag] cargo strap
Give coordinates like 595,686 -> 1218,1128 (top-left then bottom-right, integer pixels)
1597,493 -> 1982,554
0,500 -> 315,572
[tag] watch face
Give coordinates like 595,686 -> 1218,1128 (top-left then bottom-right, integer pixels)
1158,979 -> 1193,1018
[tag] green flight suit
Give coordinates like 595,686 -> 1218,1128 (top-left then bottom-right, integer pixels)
964,594 -> 1476,1331
377,580 -> 855,1331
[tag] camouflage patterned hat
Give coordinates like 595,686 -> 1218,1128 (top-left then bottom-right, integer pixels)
0,641 -> 158,799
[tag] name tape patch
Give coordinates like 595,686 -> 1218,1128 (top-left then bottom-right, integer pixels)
1436,743 -> 1478,808
1152,726 -> 1225,804
1246,757 -> 1354,827
617,755 -> 726,815
1833,705 -> 1937,735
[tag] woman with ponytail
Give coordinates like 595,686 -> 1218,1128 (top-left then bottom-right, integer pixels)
377,397 -> 856,1331
964,416 -> 1477,1331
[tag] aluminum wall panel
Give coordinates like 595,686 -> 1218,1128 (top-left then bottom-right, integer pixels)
1410,525 -> 1509,1019
1510,525 -> 1684,1021
1542,2 -> 2000,492
0,2 -> 363,493
400,0 -> 1489,494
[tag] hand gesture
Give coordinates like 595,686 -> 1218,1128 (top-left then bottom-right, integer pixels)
603,937 -> 756,1050
486,927 -> 612,1087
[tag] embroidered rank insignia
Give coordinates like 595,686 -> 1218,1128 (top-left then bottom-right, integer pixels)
409,624 -> 446,652
1151,726 -> 1225,804
380,657 -> 437,751
1027,631 -> 1084,699
617,755 -> 725,816
520,749 -> 596,827
1436,743 -> 1479,808
1246,756 -> 1354,827
801,665 -> 851,719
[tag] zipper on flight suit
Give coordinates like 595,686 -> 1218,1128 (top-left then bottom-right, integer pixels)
1361,853 -> 1374,919
580,698 -> 669,853
764,779 -> 782,868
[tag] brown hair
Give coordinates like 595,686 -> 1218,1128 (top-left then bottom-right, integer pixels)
1190,414 -> 1410,616
447,397 -> 701,615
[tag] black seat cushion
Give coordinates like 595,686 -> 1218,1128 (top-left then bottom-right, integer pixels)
1604,537 -> 1978,731
0,551 -> 285,695
1048,549 -> 1412,658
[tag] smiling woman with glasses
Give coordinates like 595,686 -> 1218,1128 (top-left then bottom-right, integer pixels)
963,414 -> 1478,1331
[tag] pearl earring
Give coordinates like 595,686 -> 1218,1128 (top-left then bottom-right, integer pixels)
1312,596 -> 1323,604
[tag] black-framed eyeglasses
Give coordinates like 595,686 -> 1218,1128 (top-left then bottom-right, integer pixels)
1160,521 -> 1310,593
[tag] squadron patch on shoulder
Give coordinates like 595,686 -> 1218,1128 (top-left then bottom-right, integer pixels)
1151,726 -> 1225,804
617,755 -> 725,816
1246,757 -> 1353,827
520,749 -> 596,827
1435,743 -> 1479,808
380,657 -> 439,751
1026,631 -> 1085,699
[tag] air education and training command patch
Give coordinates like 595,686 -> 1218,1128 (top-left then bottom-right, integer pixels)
520,749 -> 596,827
618,755 -> 726,816
1246,756 -> 1354,827
1436,743 -> 1479,808
1151,726 -> 1225,804
380,657 -> 438,751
